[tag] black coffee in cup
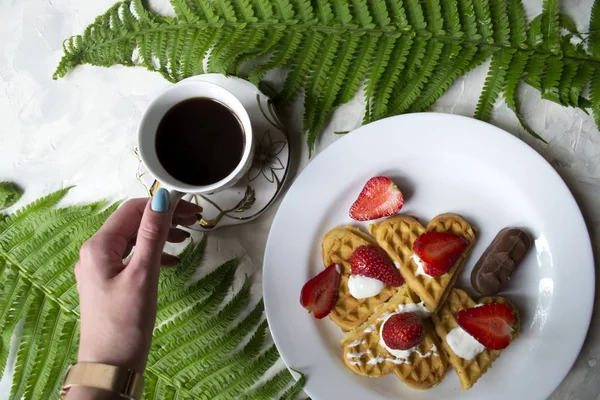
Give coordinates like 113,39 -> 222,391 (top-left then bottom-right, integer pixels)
155,98 -> 245,186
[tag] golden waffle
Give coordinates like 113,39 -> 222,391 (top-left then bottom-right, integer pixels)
431,288 -> 520,390
322,226 -> 398,331
369,214 -> 476,313
340,286 -> 449,389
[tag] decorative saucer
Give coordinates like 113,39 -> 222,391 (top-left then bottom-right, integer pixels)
134,74 -> 291,230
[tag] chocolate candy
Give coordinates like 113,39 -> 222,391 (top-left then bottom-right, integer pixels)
471,228 -> 532,295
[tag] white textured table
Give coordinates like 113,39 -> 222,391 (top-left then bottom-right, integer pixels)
0,0 -> 598,398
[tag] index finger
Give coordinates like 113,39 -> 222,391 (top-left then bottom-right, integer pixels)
96,198 -> 147,241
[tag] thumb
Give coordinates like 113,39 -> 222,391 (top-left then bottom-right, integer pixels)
130,188 -> 173,272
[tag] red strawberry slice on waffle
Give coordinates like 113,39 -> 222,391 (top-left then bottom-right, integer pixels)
413,232 -> 468,276
300,263 -> 341,319
456,303 -> 515,350
350,245 -> 404,287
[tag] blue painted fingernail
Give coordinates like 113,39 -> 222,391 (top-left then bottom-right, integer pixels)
151,188 -> 169,213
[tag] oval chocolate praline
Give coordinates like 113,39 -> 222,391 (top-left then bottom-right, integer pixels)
471,227 -> 532,295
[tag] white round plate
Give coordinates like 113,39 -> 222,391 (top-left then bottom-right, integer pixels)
263,113 -> 594,400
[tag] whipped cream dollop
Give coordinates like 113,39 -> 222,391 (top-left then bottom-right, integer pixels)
363,324 -> 377,333
411,254 -> 432,277
348,275 -> 385,299
446,326 -> 485,359
396,300 -> 430,319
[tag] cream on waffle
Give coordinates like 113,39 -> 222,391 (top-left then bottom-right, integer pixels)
322,226 -> 399,331
369,214 -> 476,313
431,288 -> 520,390
340,286 -> 448,389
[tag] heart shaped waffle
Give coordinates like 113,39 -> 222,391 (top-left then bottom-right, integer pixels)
431,288 -> 520,390
369,214 -> 476,313
322,226 -> 399,331
340,286 -> 448,389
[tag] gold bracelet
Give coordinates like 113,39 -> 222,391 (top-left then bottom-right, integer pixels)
60,362 -> 144,399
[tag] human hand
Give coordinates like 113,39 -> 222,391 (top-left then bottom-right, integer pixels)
74,189 -> 199,373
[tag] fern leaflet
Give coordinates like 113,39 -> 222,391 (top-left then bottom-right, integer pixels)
475,49 -> 515,121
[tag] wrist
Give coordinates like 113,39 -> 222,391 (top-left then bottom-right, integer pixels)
78,345 -> 147,374
62,362 -> 144,400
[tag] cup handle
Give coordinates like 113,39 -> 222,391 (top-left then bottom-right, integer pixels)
168,190 -> 185,212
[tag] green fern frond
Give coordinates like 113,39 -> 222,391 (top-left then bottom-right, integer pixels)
591,0 -> 600,57
472,0 -> 494,42
333,34 -> 377,107
0,187 -> 72,234
590,68 -> 600,128
559,13 -> 581,39
402,0 -> 427,32
489,0 -> 510,45
408,43 -> 477,112
369,37 -> 413,120
303,34 -> 343,138
367,0 -> 391,28
541,0 -> 560,54
152,263 -> 238,347
232,28 -> 286,74
504,50 -> 530,110
0,182 -> 22,211
475,49 -> 515,121
163,299 -> 265,384
276,32 -> 324,103
1,190 -> 305,399
540,56 -> 564,103
363,34 -> 399,123
247,30 -> 304,85
309,35 -> 361,150
440,0 -> 462,37
420,0 -> 445,35
503,51 -> 546,142
384,0 -> 409,30
349,0 -> 375,28
569,62 -> 594,107
507,0 -> 527,47
211,343 -> 281,400
152,276 -> 252,373
238,368 -> 294,399
54,0 -> 600,150
385,38 -> 444,116
528,14 -> 544,49
279,371 -> 308,400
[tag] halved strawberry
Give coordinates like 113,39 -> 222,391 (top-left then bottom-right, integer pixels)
350,245 -> 404,287
413,232 -> 468,276
349,176 -> 404,221
300,264 -> 341,319
456,303 -> 515,350
381,312 -> 425,350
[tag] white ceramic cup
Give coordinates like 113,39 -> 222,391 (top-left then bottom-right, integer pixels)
138,80 -> 254,206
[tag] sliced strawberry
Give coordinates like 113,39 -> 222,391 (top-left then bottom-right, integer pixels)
300,263 -> 341,319
456,303 -> 515,350
381,312 -> 425,350
349,176 -> 404,221
413,232 -> 468,276
350,245 -> 404,287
